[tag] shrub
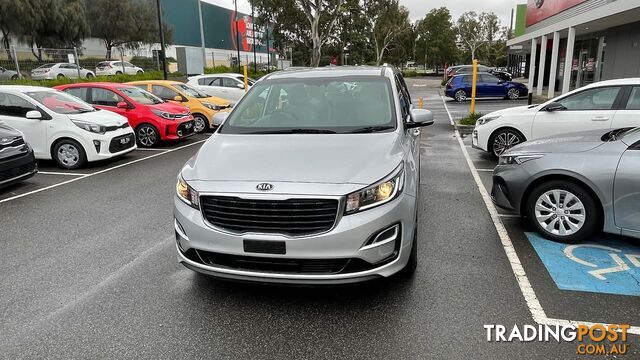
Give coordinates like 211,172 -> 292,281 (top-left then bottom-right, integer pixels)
402,70 -> 418,78
459,112 -> 484,126
0,71 -> 165,87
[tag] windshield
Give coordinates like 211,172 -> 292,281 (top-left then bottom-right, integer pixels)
234,75 -> 256,86
219,76 -> 396,134
119,87 -> 163,105
174,83 -> 208,98
26,91 -> 95,114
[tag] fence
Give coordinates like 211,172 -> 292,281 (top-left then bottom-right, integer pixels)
208,51 -> 279,70
0,46 -> 165,80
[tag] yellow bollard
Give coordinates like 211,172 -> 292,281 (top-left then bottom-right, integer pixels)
418,97 -> 424,109
243,65 -> 248,92
470,59 -> 478,114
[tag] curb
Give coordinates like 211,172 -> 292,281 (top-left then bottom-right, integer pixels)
454,120 -> 475,135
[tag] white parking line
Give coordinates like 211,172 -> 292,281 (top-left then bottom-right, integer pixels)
37,171 -> 89,176
441,95 -> 455,126
441,96 -> 640,335
134,148 -> 167,151
0,140 -> 206,204
476,169 -> 494,172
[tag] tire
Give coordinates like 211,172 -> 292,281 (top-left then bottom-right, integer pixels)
506,88 -> 520,100
398,225 -> 418,278
116,71 -> 123,75
52,139 -> 86,170
11,75 -> 18,81
192,114 -> 209,133
454,89 -> 467,102
489,128 -> 525,157
136,70 -> 143,75
526,180 -> 599,243
57,74 -> 65,80
136,124 -> 159,148
86,73 -> 94,79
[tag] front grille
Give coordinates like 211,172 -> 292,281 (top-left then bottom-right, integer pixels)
0,159 -> 36,182
177,120 -> 195,137
200,196 -> 339,236
196,250 -> 349,274
104,122 -> 130,132
0,137 -> 24,151
108,134 -> 135,153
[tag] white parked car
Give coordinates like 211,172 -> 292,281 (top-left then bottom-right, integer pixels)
30,63 -> 95,80
0,86 -> 136,169
473,78 -> 640,157
95,61 -> 144,76
186,73 -> 255,103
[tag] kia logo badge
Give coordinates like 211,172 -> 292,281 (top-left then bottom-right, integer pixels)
256,183 -> 273,191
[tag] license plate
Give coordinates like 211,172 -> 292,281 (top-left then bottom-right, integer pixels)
120,137 -> 130,145
243,240 -> 286,255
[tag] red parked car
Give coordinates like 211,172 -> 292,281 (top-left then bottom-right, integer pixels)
54,83 -> 196,147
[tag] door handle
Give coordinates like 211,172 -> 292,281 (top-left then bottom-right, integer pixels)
591,116 -> 609,121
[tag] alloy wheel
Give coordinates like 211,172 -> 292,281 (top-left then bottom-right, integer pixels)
137,126 -> 157,147
507,88 -> 520,100
534,190 -> 586,236
193,115 -> 207,133
57,143 -> 80,167
492,131 -> 522,156
455,90 -> 467,102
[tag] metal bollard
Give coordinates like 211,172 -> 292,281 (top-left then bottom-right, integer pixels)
528,93 -> 533,105
418,97 -> 424,109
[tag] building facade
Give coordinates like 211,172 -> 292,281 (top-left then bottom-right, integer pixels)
507,0 -> 640,98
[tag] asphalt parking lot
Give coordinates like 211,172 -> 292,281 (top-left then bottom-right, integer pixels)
1,78 -> 638,359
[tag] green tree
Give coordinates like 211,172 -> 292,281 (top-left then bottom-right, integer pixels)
85,0 -> 173,59
456,11 -> 486,61
0,0 -> 29,57
415,7 -> 457,71
365,0 -> 410,65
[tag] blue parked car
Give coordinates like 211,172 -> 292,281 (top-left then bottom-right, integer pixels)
445,72 -> 528,102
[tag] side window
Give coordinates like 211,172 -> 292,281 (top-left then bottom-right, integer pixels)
64,87 -> 89,102
461,75 -> 470,84
151,85 -> 179,100
112,62 -> 122,67
91,88 -> 124,107
0,92 -> 37,117
223,78 -> 241,88
480,74 -> 499,83
124,62 -> 134,67
209,78 -> 222,86
395,77 -> 410,120
132,84 -> 147,91
625,87 -> 640,110
396,74 -> 412,103
558,87 -> 622,110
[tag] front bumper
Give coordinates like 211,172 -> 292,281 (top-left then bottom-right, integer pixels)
0,148 -> 37,188
162,119 -> 196,140
491,164 -> 532,213
84,128 -> 137,162
174,192 -> 417,284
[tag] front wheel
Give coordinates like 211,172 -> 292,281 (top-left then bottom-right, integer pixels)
11,74 -> 18,80
85,73 -> 94,79
454,89 -> 467,102
490,128 -> 525,157
507,88 -> 520,100
136,124 -> 159,147
192,114 -> 209,133
57,74 -> 65,80
526,181 -> 599,243
53,139 -> 86,169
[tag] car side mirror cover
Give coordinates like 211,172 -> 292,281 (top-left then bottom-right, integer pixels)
236,83 -> 245,89
213,112 -> 230,126
26,110 -> 42,119
406,108 -> 434,128
544,102 -> 566,112
116,101 -> 129,109
173,95 -> 185,102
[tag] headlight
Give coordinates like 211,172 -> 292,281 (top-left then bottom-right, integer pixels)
72,120 -> 106,134
345,164 -> 404,214
152,109 -> 179,120
176,174 -> 199,209
498,154 -> 544,165
476,115 -> 500,126
202,102 -> 222,111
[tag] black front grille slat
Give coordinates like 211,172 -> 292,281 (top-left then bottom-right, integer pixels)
0,161 -> 36,182
200,196 -> 339,236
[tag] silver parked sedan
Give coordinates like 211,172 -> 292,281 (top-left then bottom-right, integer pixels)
174,66 -> 434,284
492,127 -> 640,243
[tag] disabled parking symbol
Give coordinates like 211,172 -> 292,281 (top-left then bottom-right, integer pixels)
526,232 -> 640,296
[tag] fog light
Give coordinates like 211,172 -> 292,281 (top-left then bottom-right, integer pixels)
177,130 -> 183,137
361,224 -> 400,250
93,140 -> 100,153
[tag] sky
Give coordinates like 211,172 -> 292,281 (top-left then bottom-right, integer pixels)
204,0 -> 517,29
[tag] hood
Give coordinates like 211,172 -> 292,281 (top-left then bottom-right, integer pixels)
148,102 -> 190,114
488,105 -> 538,117
0,123 -> 22,137
68,109 -> 129,127
182,132 -> 405,185
506,129 -> 609,155
202,96 -> 231,106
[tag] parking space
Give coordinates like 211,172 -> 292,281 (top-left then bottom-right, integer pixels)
0,133 -> 210,203
436,87 -> 640,335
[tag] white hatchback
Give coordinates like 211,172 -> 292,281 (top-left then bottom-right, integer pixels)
0,86 -> 136,169
473,78 -> 640,157
95,61 -> 144,76
186,73 -> 255,104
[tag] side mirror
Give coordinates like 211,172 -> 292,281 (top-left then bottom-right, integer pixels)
406,108 -> 434,128
236,83 -> 245,89
116,101 -> 130,109
213,112 -> 230,126
173,95 -> 186,102
544,102 -> 566,112
26,110 -> 42,119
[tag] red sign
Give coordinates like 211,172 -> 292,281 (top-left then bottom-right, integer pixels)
526,0 -> 587,26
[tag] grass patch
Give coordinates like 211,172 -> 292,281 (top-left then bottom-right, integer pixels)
402,70 -> 418,78
0,71 -> 170,87
459,112 -> 484,126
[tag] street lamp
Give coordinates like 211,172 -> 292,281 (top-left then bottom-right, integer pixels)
155,0 -> 167,79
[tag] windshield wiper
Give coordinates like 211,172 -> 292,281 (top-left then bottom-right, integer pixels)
350,125 -> 394,133
247,128 -> 337,134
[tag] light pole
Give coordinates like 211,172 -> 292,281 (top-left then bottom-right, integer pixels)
252,4 -> 257,73
155,0 -> 167,80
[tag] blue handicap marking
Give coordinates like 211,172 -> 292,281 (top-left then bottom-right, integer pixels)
526,232 -> 640,296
